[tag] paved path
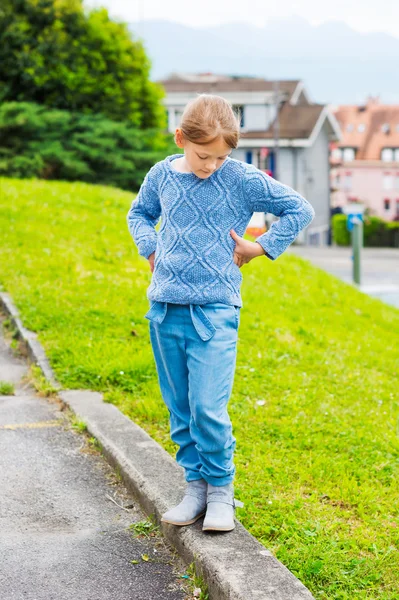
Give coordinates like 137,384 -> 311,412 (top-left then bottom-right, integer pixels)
0,314 -> 189,600
288,246 -> 399,309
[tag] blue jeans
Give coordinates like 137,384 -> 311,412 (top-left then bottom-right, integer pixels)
145,301 -> 240,486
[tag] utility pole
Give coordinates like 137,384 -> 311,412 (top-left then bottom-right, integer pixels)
273,79 -> 280,181
343,204 -> 365,286
352,218 -> 363,285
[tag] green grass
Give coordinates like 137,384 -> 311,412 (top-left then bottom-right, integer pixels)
185,561 -> 210,599
129,516 -> 160,539
0,380 -> 15,395
1,177 -> 398,599
70,416 -> 88,433
29,364 -> 59,397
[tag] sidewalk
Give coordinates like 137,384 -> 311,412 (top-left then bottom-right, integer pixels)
288,246 -> 399,308
0,313 -> 190,600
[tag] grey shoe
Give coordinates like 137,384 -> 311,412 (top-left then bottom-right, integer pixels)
161,479 -> 207,526
202,482 -> 244,532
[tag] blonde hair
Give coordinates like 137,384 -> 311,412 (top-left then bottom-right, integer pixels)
177,94 -> 241,149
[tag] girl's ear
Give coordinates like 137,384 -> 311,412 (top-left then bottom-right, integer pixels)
175,128 -> 184,148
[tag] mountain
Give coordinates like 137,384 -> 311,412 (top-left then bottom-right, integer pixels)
129,17 -> 399,105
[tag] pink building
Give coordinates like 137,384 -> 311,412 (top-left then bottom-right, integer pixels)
330,98 -> 399,221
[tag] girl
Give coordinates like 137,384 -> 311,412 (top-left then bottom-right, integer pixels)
126,94 -> 315,533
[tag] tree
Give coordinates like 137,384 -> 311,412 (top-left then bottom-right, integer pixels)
0,0 -> 166,129
0,102 -> 176,190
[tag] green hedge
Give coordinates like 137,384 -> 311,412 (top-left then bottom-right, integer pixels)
332,214 -> 399,247
331,214 -> 350,245
0,102 -> 176,191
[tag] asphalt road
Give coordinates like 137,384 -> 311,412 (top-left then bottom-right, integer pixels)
288,246 -> 399,308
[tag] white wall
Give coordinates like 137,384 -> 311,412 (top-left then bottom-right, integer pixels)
236,130 -> 331,246
243,104 -> 276,131
167,103 -> 277,133
301,123 -> 331,243
277,148 -> 306,194
231,148 -> 247,162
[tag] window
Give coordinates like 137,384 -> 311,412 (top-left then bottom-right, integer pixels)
343,147 -> 355,161
381,123 -> 390,133
395,175 -> 399,190
343,173 -> 352,190
381,148 -> 399,162
330,173 -> 340,189
245,151 -> 253,165
381,148 -> 394,162
383,174 -> 393,190
331,148 -> 342,160
358,124 -> 365,132
233,105 -> 245,127
346,124 -> 354,132
384,198 -> 391,211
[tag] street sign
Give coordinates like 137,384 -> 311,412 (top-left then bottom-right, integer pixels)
347,213 -> 363,231
343,203 -> 365,232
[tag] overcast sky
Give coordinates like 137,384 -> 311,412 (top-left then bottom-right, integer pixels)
86,0 -> 399,38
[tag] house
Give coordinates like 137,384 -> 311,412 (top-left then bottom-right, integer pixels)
330,97 -> 399,221
157,73 -> 341,245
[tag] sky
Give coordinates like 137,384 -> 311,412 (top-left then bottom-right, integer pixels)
86,0 -> 399,38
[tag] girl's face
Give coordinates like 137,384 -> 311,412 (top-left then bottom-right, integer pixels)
175,129 -> 232,179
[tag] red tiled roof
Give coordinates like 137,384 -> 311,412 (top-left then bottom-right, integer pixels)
333,100 -> 399,160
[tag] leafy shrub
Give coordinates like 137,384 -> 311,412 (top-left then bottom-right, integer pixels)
0,102 -> 176,190
332,213 -> 399,247
332,214 -> 350,245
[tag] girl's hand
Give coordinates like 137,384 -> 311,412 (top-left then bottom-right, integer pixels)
148,251 -> 155,273
230,229 -> 265,267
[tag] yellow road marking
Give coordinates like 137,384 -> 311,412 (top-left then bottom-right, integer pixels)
0,420 -> 63,430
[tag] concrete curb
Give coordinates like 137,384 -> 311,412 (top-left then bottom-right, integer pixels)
0,291 -> 315,600
0,293 -> 60,390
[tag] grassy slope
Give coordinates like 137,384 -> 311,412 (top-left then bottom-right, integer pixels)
1,177 -> 398,599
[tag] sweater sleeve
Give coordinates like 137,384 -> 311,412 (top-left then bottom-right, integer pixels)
126,165 -> 162,259
243,166 -> 315,260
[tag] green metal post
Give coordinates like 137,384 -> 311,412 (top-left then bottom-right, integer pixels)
352,218 -> 362,285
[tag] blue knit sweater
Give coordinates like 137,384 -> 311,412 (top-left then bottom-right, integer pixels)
127,153 -> 315,307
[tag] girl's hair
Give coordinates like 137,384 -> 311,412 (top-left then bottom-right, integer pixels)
178,94 -> 241,149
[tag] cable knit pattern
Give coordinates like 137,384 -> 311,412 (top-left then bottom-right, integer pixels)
126,153 -> 315,307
